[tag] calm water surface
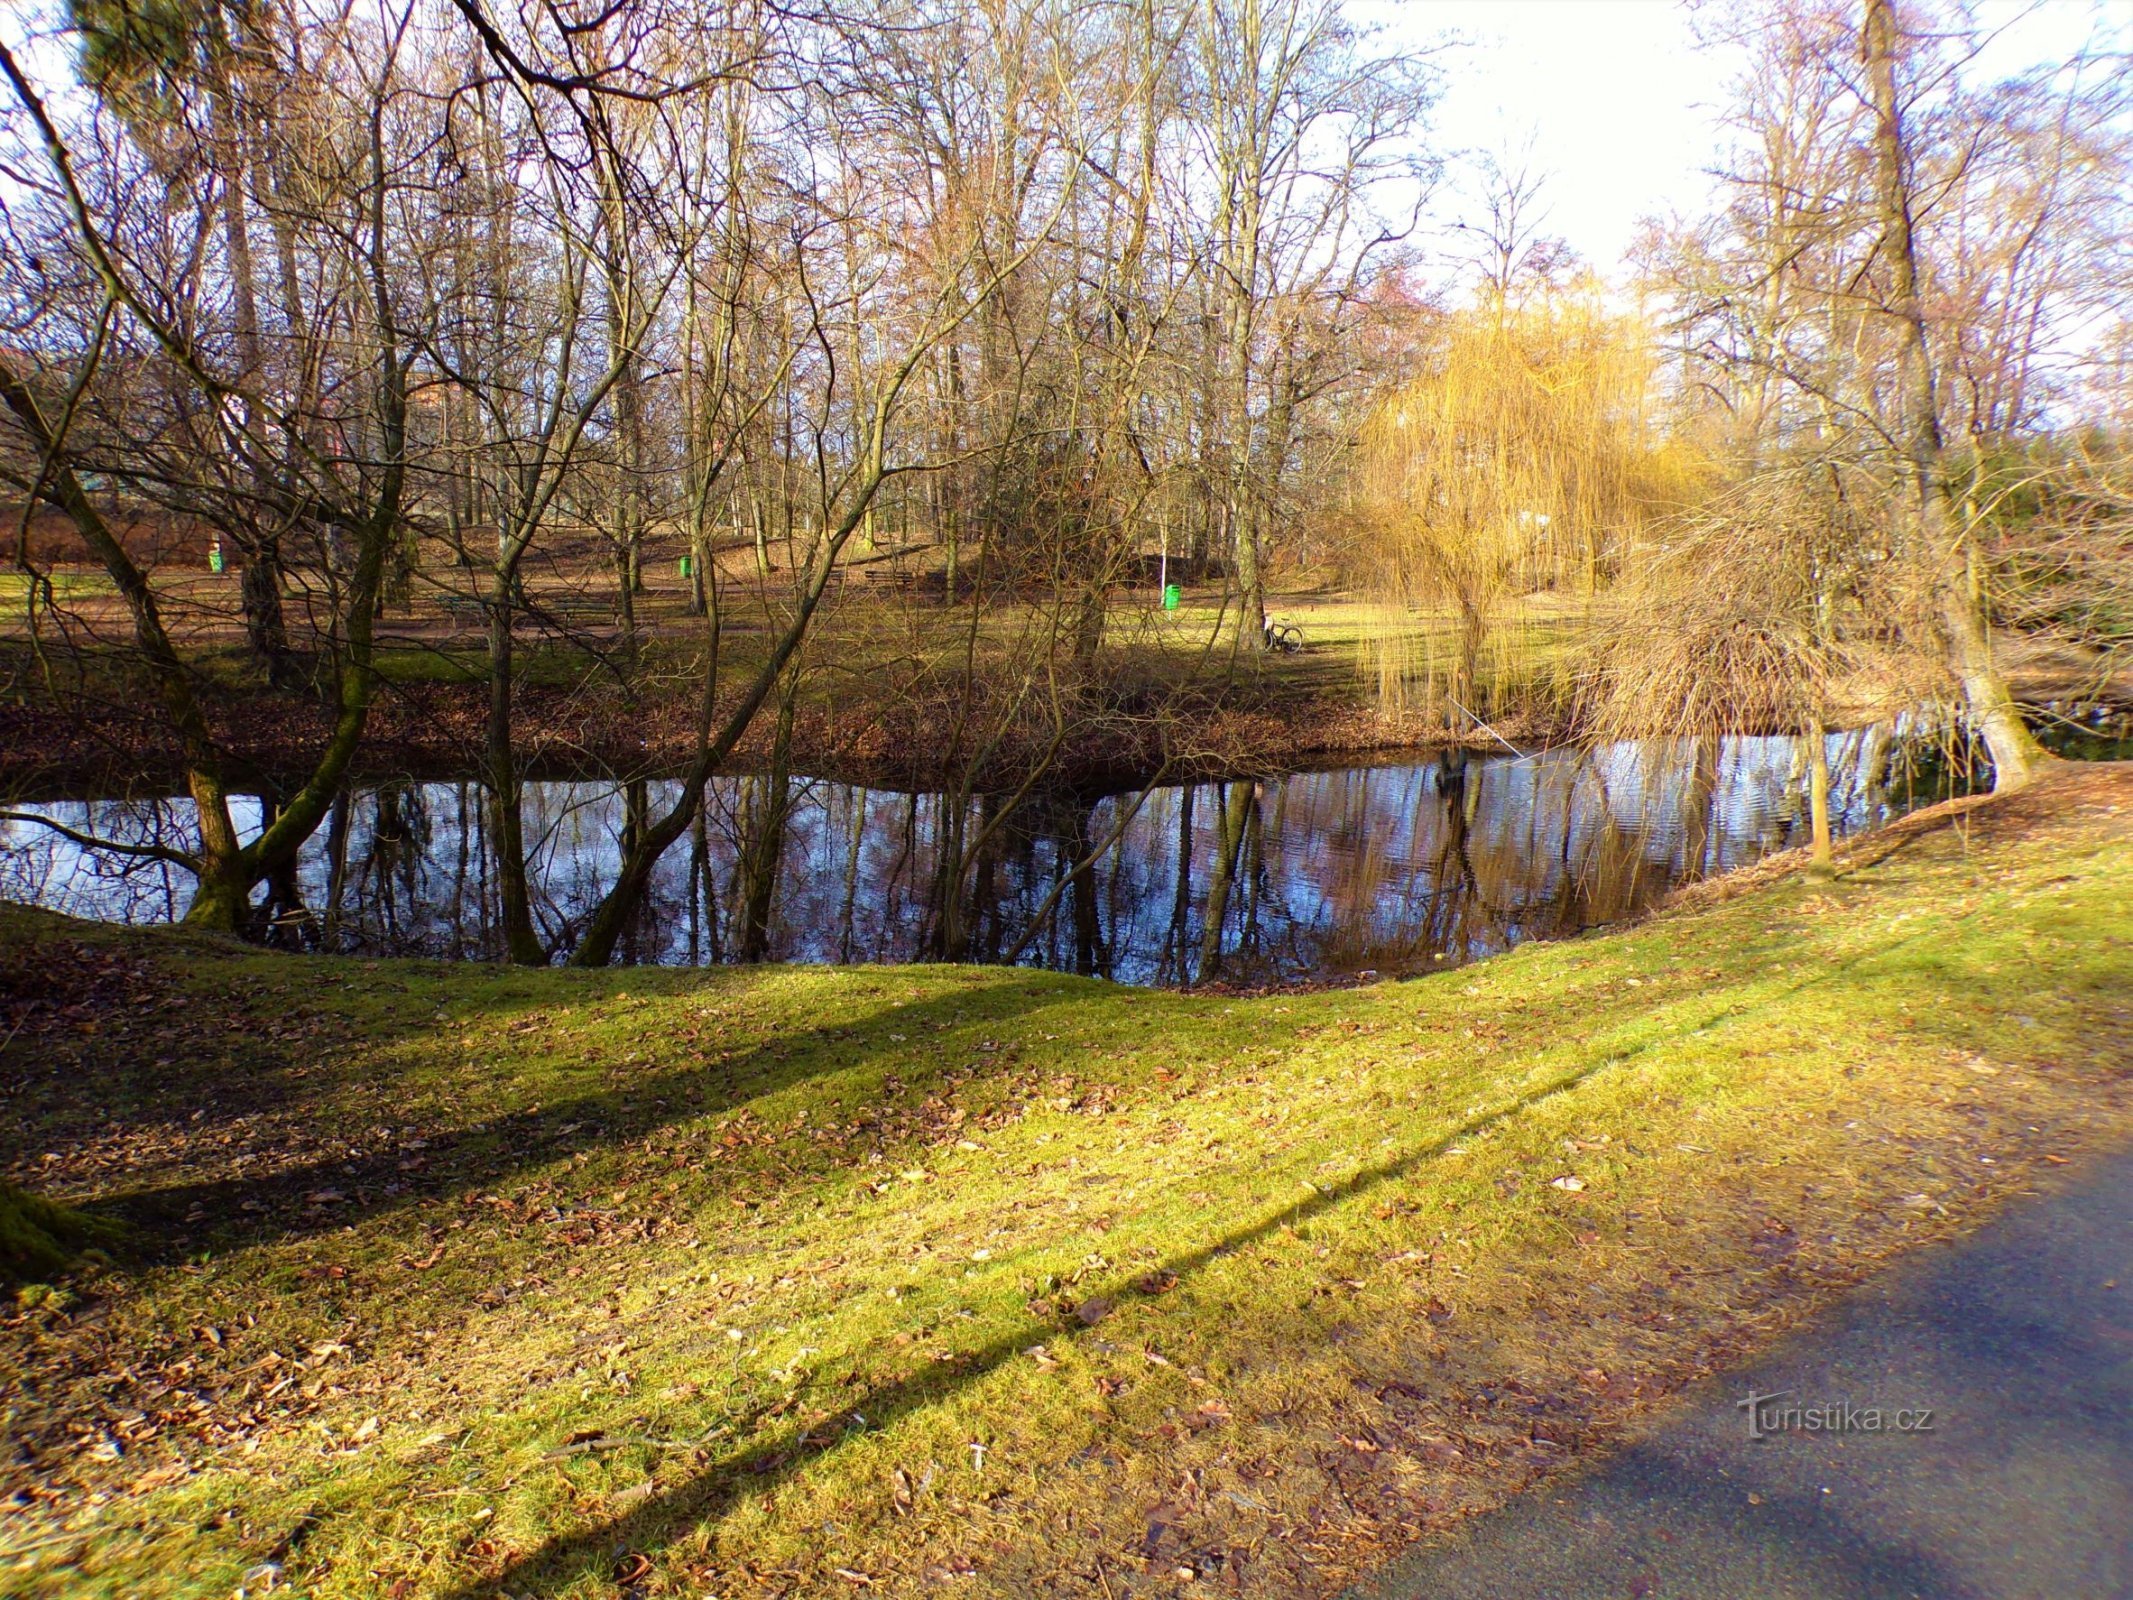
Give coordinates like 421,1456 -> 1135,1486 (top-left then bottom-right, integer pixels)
3,731 -> 1964,986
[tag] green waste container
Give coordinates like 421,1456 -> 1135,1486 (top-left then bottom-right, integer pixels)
679,553 -> 693,579
1162,583 -> 1181,611
208,541 -> 225,575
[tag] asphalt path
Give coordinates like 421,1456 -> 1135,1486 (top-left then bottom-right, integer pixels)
1353,1148 -> 2133,1600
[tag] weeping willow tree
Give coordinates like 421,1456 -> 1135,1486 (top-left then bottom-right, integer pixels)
1580,467 -> 1938,873
1353,291 -> 1701,722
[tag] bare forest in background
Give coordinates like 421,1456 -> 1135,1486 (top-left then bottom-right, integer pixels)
1,0 -> 2128,940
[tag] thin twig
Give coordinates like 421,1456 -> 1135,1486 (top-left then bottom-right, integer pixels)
1447,697 -> 1527,759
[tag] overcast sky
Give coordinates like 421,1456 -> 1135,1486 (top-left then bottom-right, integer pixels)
1357,0 -> 2129,279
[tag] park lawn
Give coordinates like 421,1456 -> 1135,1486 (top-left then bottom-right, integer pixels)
0,563 -> 1546,716
3,766 -> 2131,1599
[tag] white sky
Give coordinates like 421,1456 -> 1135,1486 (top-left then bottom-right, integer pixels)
0,0 -> 2119,279
1358,0 -> 2129,278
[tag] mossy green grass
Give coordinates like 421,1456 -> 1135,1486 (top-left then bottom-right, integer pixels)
3,767 -> 2130,1598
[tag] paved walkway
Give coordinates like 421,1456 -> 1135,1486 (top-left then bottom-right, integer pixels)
1353,1148 -> 2133,1600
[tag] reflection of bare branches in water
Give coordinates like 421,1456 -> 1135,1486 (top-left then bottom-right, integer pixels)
1155,785 -> 1194,985
1196,782 -> 1254,981
3,730 -> 1974,982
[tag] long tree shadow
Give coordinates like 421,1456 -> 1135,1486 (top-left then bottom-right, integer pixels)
432,963 -> 1910,1600
60,827 -> 2107,1277
89,972 -> 1083,1265
30,822 -> 2121,1594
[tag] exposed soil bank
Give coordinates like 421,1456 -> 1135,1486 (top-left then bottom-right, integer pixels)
7,630 -> 2124,800
0,670 -> 1545,799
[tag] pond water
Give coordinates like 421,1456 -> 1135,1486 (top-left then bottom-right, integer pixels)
2,728 -> 1988,986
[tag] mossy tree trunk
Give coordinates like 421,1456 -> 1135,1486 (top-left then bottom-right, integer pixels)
1861,0 -> 2047,791
0,1178 -> 115,1284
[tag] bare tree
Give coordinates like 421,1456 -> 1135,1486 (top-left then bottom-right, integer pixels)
1186,0 -> 1434,646
1860,0 -> 2045,785
0,8 -> 415,929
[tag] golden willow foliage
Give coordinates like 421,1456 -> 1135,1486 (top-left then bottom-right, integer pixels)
1578,467 -> 1938,744
1351,291 -> 1704,719
1574,461 -> 1951,872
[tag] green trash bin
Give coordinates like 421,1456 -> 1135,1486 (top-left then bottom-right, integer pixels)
678,553 -> 693,579
1162,583 -> 1181,612
208,541 -> 225,575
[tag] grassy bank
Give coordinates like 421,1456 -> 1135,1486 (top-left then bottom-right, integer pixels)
4,765 -> 2132,1598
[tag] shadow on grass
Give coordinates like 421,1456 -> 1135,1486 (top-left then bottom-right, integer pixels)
435,895 -> 2121,1598
429,976 -> 1820,1600
82,968 -> 1084,1266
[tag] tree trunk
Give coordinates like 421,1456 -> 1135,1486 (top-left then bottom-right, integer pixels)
1161,783 -> 1196,982
1939,534 -> 2042,783
1197,780 -> 1254,981
612,539 -> 638,641
601,167 -> 648,645
1683,735 -> 1721,877
485,586 -> 545,964
1233,505 -> 1265,649
837,790 -> 866,963
238,546 -> 295,686
1452,595 -> 1485,724
1066,800 -> 1103,977
1806,721 -> 1834,875
1073,582 -> 1107,668
739,670 -> 799,962
1861,0 -> 2046,790
206,68 -> 302,687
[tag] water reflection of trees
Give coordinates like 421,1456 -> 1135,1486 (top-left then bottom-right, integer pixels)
5,732 -> 1958,983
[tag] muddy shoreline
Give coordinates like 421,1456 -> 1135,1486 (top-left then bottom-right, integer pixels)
7,659 -> 2123,802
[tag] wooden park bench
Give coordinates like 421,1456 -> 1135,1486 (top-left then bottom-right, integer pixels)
433,591 -> 487,629
532,593 -> 617,628
430,589 -> 616,631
